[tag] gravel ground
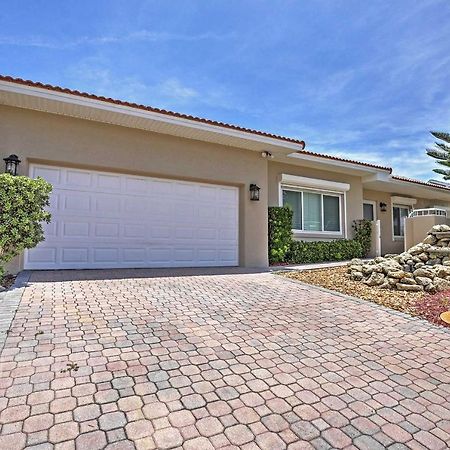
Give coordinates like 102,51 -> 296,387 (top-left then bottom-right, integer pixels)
281,265 -> 423,316
0,274 -> 16,291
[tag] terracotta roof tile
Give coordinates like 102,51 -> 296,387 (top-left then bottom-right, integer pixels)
392,175 -> 450,192
0,75 -> 393,173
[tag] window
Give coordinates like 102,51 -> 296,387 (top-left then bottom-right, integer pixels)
363,201 -> 376,221
282,188 -> 342,233
393,205 -> 410,238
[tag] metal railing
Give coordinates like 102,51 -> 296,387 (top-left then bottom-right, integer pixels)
409,208 -> 447,218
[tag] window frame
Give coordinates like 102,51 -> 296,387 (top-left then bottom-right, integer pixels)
392,204 -> 411,240
363,200 -> 377,221
281,185 -> 344,235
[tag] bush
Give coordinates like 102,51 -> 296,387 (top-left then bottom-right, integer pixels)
268,206 -> 293,264
353,219 -> 372,257
268,206 -> 371,265
0,174 -> 52,276
286,239 -> 364,264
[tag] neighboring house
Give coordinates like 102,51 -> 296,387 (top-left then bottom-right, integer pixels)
1,75 -> 450,271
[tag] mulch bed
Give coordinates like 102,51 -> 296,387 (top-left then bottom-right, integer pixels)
281,266 -> 423,316
0,274 -> 16,291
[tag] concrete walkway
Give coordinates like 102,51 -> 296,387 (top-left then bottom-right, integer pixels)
0,269 -> 449,449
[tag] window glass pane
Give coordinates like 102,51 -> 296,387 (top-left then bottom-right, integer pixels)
363,203 -> 374,221
324,195 -> 340,231
393,206 -> 409,236
303,192 -> 322,231
399,207 -> 409,236
283,190 -> 302,229
393,206 -> 401,236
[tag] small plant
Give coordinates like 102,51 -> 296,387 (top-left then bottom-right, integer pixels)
60,362 -> 79,373
413,291 -> 450,328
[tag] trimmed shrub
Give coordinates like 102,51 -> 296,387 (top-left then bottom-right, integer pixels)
353,219 -> 372,257
268,206 -> 371,265
268,206 -> 293,264
0,174 -> 52,277
286,239 -> 364,264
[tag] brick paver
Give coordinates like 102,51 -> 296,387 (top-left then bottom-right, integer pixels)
0,269 -> 449,449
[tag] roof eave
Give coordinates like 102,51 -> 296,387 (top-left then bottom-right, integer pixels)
0,78 -> 305,153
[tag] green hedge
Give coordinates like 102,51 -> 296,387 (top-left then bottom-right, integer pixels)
286,239 -> 363,264
268,206 -> 371,265
268,206 -> 293,264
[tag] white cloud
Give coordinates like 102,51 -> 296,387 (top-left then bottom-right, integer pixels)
0,31 -> 235,49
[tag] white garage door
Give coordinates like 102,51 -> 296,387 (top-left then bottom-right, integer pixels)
25,164 -> 239,269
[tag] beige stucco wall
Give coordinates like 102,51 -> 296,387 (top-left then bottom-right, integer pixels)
268,161 -> 364,239
1,105 -> 269,271
404,215 -> 450,250
363,189 -> 450,255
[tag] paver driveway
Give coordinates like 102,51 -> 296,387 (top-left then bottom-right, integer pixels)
0,269 -> 449,450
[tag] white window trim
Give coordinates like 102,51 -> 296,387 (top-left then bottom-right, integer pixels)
392,204 -> 411,241
281,173 -> 350,192
279,183 -> 346,237
363,200 -> 377,221
391,196 -> 417,206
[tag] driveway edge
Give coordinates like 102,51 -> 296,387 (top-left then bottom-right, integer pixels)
275,272 -> 450,334
0,270 -> 31,353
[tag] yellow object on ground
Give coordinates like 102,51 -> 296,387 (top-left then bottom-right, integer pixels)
440,311 -> 450,324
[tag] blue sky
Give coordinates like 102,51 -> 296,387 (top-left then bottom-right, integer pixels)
1,0 -> 450,180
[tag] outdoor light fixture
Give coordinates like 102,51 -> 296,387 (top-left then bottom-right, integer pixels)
261,151 -> 274,159
380,202 -> 387,212
3,154 -> 21,176
249,184 -> 260,201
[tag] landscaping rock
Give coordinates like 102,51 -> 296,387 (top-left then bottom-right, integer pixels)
415,276 -> 433,286
364,272 -> 385,286
396,283 -> 423,292
348,225 -> 450,292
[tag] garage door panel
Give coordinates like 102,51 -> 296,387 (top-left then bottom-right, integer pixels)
32,166 -> 61,185
26,164 -> 239,269
62,248 -> 89,264
97,173 -> 122,191
66,169 -> 93,189
28,247 -> 57,264
63,222 -> 90,238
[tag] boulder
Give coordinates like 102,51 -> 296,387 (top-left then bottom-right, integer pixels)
430,224 -> 450,232
434,231 -> 450,239
350,271 -> 364,281
413,267 -> 434,278
347,224 -> 450,293
426,258 -> 441,266
422,234 -> 437,245
436,265 -> 450,279
428,247 -> 450,256
387,270 -> 408,279
415,276 -> 433,286
396,283 -> 423,292
364,272 -> 385,286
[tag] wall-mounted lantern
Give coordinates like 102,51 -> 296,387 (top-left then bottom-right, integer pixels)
3,154 -> 21,176
249,184 -> 260,201
380,202 -> 387,212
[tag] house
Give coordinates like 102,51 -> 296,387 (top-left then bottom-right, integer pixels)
1,75 -> 450,272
